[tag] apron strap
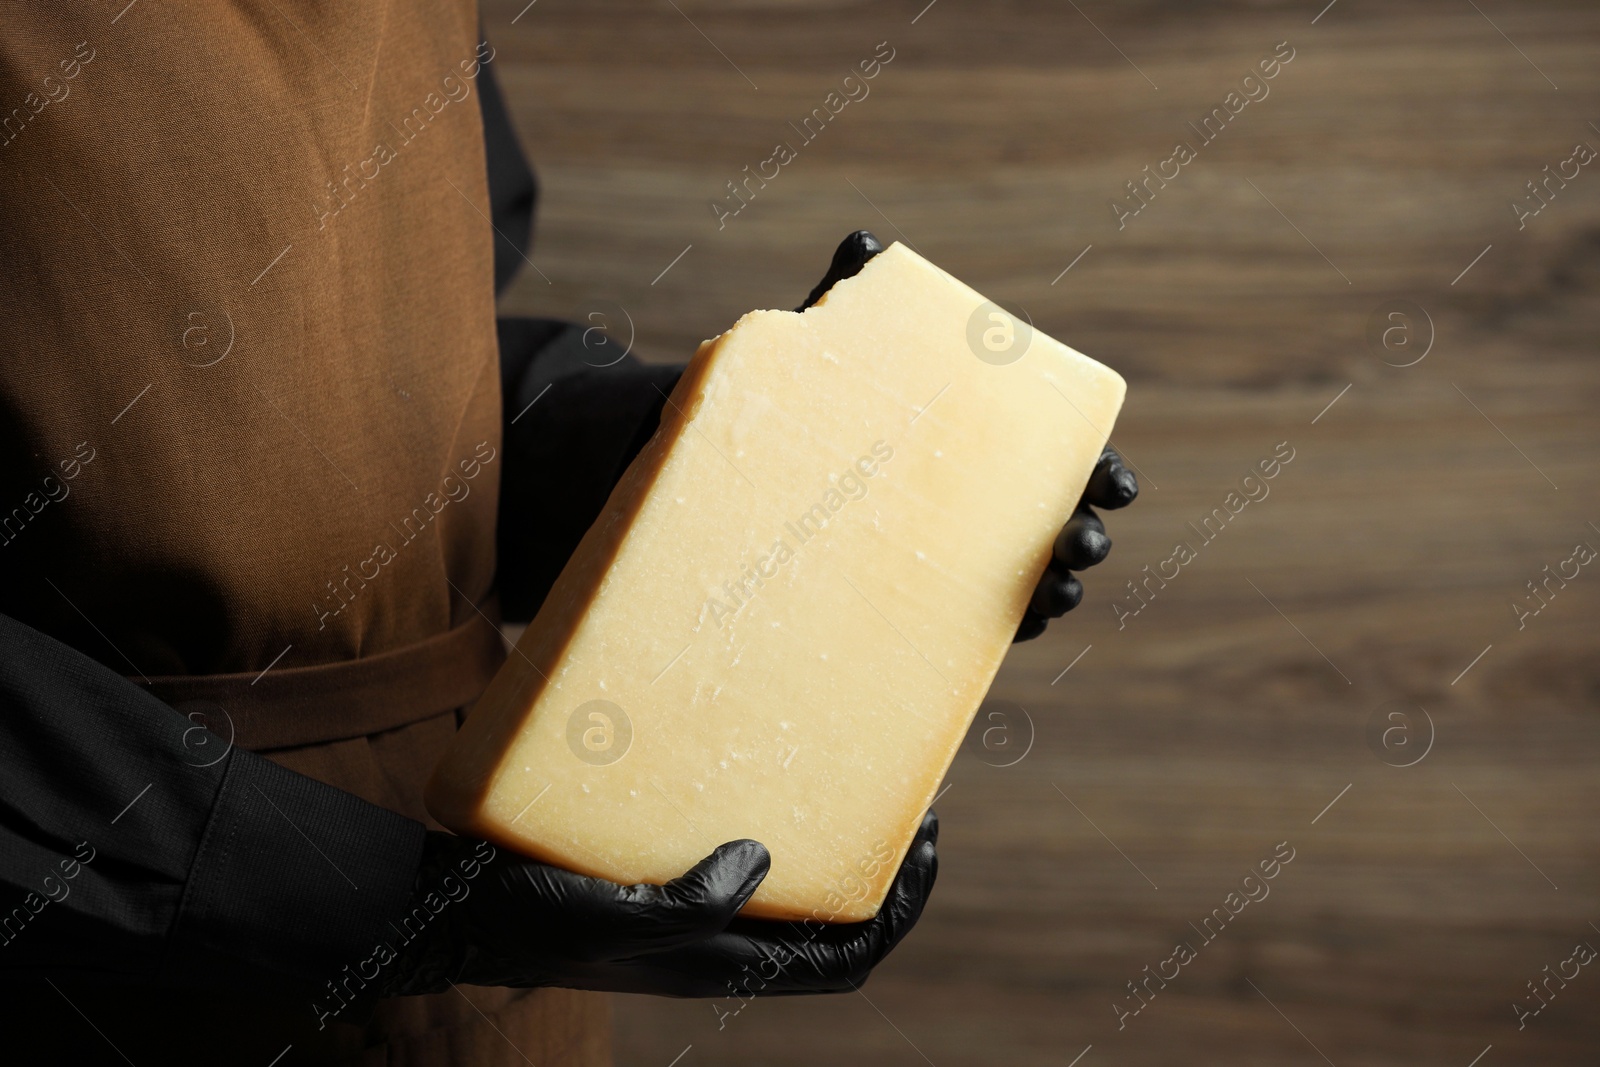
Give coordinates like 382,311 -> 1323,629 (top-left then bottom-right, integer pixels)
131,611 -> 508,751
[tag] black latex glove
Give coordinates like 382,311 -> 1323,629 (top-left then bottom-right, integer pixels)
1015,446 -> 1138,641
379,810 -> 937,997
799,230 -> 1139,643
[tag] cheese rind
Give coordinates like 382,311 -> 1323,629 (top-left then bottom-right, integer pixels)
426,243 -> 1125,922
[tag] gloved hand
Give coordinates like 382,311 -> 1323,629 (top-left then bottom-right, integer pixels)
1014,445 -> 1138,641
800,230 -> 1139,643
379,810 -> 938,997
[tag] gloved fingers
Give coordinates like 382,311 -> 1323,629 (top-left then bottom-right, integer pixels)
1029,563 -> 1083,618
1053,501 -> 1110,571
1020,493 -> 1115,641
811,806 -> 938,959
513,839 -> 770,963
718,809 -> 939,994
1013,609 -> 1048,643
1082,446 -> 1139,510
797,230 -> 885,311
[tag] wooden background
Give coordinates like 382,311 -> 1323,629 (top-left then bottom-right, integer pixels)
482,1 -> 1600,1063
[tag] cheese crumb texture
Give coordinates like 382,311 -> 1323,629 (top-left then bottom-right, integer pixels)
427,243 -> 1125,922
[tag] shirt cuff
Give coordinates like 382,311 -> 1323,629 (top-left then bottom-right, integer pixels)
168,745 -> 426,991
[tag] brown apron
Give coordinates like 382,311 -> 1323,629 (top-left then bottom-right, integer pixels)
0,2 -> 607,1063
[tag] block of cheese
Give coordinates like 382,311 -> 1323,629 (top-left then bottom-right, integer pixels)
426,242 -> 1125,922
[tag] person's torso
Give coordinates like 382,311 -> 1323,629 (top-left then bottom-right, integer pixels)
0,1 -> 503,679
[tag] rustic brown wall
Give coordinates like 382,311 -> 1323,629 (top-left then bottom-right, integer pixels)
483,1 -> 1600,1063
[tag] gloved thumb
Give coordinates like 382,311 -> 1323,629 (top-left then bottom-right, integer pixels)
595,839 -> 770,960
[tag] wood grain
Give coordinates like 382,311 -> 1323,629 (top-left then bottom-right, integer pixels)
483,1 -> 1600,1062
